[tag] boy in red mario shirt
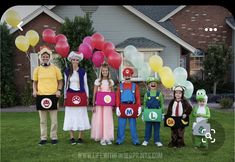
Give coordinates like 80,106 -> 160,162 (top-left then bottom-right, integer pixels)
115,67 -> 141,145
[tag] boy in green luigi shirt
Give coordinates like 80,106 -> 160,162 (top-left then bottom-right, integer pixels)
142,76 -> 164,147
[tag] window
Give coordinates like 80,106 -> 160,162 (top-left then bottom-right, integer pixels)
189,56 -> 204,79
30,53 -> 39,80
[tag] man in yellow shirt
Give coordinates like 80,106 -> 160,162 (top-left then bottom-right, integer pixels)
33,46 -> 63,145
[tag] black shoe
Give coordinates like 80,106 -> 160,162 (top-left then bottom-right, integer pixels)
70,138 -> 76,145
38,140 -> 47,146
115,142 -> 121,145
133,142 -> 141,146
51,139 -> 58,145
77,138 -> 83,144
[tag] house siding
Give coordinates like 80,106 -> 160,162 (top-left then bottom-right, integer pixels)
52,5 -> 181,69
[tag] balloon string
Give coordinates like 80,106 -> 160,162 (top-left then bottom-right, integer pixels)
114,69 -> 119,82
64,58 -> 68,68
25,52 -> 30,62
142,81 -> 148,89
92,65 -> 98,78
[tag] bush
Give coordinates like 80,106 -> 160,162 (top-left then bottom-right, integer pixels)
219,98 -> 233,109
20,81 -> 35,106
0,23 -> 17,108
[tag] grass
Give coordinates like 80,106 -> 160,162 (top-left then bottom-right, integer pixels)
0,109 -> 234,162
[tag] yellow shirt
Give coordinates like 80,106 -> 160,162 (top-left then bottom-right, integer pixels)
33,64 -> 63,95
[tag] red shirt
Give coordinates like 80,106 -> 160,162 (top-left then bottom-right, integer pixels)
116,82 -> 141,107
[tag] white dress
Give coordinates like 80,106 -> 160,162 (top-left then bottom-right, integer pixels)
63,70 -> 91,131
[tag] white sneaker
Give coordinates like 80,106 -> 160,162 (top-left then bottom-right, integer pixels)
100,140 -> 106,146
155,142 -> 163,147
142,141 -> 148,146
106,140 -> 112,145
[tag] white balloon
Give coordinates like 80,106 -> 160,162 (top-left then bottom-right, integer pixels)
173,67 -> 188,85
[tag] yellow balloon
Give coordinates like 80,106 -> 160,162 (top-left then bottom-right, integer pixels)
149,55 -> 163,72
4,10 -> 21,27
161,73 -> 175,88
26,30 -> 39,47
15,35 -> 30,52
158,66 -> 172,78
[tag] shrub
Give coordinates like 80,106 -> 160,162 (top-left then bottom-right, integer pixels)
219,98 -> 233,109
20,81 -> 35,106
0,23 -> 17,108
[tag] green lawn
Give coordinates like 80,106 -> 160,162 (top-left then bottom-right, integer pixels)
1,109 -> 234,162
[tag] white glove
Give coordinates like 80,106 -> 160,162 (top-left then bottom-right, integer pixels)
116,107 -> 121,117
137,107 -> 142,116
162,114 -> 165,121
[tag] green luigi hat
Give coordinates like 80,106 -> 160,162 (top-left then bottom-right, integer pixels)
147,76 -> 158,84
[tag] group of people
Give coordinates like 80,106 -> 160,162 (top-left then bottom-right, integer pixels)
33,46 -> 210,149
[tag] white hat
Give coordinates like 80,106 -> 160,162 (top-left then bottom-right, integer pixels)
173,85 -> 185,91
67,51 -> 84,62
38,46 -> 53,63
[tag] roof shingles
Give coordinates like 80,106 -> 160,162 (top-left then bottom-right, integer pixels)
116,37 -> 165,49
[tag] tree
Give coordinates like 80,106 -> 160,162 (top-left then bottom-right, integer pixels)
204,42 -> 233,95
58,14 -> 96,103
0,23 -> 17,107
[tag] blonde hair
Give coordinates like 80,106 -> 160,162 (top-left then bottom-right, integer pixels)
98,63 -> 112,88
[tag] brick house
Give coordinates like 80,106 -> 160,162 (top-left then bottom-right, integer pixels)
10,6 -> 64,94
7,5 -> 234,99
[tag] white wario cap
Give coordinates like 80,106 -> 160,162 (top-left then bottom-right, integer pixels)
173,85 -> 185,91
67,51 -> 84,62
38,46 -> 53,63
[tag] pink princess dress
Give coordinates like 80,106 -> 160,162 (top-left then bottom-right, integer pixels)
91,79 -> 114,142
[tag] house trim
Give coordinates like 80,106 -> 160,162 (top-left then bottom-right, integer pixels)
158,5 -> 186,22
123,5 -> 196,53
10,6 -> 64,34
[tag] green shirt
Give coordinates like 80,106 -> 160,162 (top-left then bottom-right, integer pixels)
143,90 -> 164,111
192,105 -> 211,119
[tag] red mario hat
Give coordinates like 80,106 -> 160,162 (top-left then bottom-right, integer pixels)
122,67 -> 134,77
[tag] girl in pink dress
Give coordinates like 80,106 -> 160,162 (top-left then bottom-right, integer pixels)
91,63 -> 114,145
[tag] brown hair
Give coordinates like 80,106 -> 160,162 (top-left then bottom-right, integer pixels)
98,63 -> 112,88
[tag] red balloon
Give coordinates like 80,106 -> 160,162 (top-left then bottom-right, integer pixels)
107,51 -> 122,69
78,43 -> 93,60
91,33 -> 105,50
102,41 -> 115,51
55,40 -> 70,58
92,51 -> 105,68
83,36 -> 93,46
102,41 -> 115,55
55,34 -> 67,43
104,49 -> 115,58
42,29 -> 56,44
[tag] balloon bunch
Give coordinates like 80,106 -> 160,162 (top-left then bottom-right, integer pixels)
42,29 -> 69,58
123,45 -> 151,79
149,55 -> 175,88
173,67 -> 194,99
15,30 -> 40,60
79,33 -> 122,69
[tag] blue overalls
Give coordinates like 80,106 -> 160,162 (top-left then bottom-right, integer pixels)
116,83 -> 140,145
144,91 -> 161,143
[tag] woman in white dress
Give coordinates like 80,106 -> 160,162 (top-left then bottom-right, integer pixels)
63,51 -> 90,145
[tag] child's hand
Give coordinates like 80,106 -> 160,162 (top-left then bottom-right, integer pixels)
116,107 -> 121,117
182,114 -> 187,119
141,114 -> 144,121
92,107 -> 96,113
197,113 -> 203,117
